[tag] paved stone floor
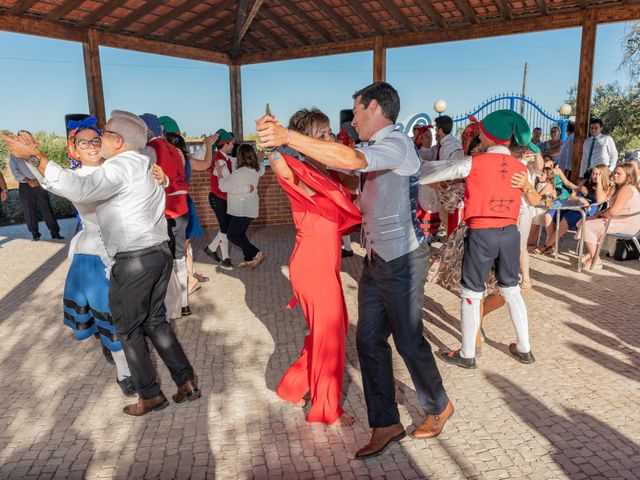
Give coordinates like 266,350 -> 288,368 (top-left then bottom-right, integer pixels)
0,219 -> 639,480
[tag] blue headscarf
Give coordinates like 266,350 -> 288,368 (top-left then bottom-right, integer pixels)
140,113 -> 162,138
66,116 -> 101,170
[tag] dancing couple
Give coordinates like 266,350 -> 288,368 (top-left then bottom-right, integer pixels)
258,82 -> 452,457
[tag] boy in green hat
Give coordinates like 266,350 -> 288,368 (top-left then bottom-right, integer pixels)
420,109 -> 537,368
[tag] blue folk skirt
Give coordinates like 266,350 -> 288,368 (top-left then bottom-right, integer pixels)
63,254 -> 122,351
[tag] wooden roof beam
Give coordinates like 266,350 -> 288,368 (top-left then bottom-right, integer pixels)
171,0 -> 236,43
231,0 -> 249,58
249,22 -> 288,50
47,0 -> 87,22
344,0 -> 387,36
0,13 -> 230,63
108,0 -> 159,32
385,1 -> 417,32
259,5 -> 311,46
139,0 -> 202,37
242,28 -> 281,52
161,0 -> 236,42
278,0 -> 334,42
0,13 -> 85,42
454,0 -> 479,24
495,0 -> 513,21
232,0 -> 265,56
241,36 -> 374,64
308,0 -> 361,38
78,0 -> 129,28
201,24 -> 230,51
8,0 -> 39,16
187,13 -> 234,46
97,30 -> 230,63
535,0 -> 549,16
413,0 -> 447,29
239,3 -> 640,64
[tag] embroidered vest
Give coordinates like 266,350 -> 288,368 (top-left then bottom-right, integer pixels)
210,151 -> 232,200
148,137 -> 188,219
464,152 -> 527,229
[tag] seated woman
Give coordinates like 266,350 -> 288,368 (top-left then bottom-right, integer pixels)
529,167 -> 558,244
534,164 -> 610,254
578,163 -> 640,270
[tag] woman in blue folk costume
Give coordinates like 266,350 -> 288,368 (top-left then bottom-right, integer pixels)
61,118 -> 135,396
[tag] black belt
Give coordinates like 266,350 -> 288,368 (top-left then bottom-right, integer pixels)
115,241 -> 168,260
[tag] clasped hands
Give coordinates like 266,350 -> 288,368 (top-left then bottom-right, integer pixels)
0,130 -> 41,159
256,115 -> 287,150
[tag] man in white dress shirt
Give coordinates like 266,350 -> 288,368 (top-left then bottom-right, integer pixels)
433,115 -> 463,234
0,111 -> 200,416
579,118 -> 618,179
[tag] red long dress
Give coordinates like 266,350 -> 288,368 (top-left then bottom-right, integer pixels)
275,154 -> 361,424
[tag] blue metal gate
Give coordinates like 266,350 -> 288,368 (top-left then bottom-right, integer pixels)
397,94 -> 570,141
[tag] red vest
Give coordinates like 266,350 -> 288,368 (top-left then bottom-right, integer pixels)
210,151 -> 232,200
464,152 -> 527,229
148,137 -> 189,219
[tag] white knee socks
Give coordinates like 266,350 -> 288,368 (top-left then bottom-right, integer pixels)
164,263 -> 182,319
111,349 -> 131,381
342,235 -> 352,251
500,286 -> 531,353
176,257 -> 189,308
207,231 -> 223,252
460,288 -> 484,359
219,234 -> 229,260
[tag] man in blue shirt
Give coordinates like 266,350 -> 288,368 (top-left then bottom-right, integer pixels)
9,152 -> 62,241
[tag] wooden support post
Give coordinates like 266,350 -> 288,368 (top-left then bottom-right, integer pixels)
373,36 -> 386,83
229,63 -> 243,141
82,29 -> 106,127
571,9 -> 597,182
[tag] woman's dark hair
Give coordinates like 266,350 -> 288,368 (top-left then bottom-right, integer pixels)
236,143 -> 260,171
164,131 -> 189,160
508,137 -> 525,159
465,135 -> 481,155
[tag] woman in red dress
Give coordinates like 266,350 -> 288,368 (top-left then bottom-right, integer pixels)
264,108 -> 361,425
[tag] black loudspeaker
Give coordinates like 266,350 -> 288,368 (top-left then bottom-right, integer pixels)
339,109 -> 359,144
64,113 -> 90,135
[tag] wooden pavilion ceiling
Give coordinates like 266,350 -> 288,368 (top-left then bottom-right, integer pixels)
0,0 -> 638,65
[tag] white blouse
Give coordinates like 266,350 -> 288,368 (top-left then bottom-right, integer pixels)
218,164 -> 265,218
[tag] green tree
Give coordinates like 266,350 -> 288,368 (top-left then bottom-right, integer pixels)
0,131 -> 69,172
565,81 -> 640,155
622,22 -> 640,81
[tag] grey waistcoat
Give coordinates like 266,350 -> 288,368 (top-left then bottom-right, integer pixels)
360,168 -> 424,262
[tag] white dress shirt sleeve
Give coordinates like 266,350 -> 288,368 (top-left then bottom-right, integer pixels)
43,161 -> 126,203
419,157 -> 472,184
357,136 -> 417,175
218,169 -> 253,194
606,136 -> 618,168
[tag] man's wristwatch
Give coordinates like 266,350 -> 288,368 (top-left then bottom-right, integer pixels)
29,154 -> 42,168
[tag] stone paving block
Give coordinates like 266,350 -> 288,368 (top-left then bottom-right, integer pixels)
0,222 -> 639,479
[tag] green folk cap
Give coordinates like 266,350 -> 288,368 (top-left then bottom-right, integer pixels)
215,129 -> 233,143
159,116 -> 181,134
480,109 -> 539,153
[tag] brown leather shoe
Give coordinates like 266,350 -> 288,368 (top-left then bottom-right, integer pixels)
173,378 -> 201,404
355,423 -> 405,458
123,394 -> 169,416
411,400 -> 454,439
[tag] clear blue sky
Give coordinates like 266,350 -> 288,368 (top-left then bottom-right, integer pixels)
0,21 -> 635,137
